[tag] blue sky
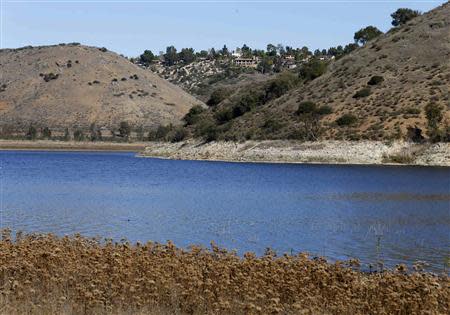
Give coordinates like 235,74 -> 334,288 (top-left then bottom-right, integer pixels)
1,0 -> 446,57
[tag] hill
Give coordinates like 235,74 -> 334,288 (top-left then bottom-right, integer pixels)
0,44 -> 204,137
183,3 -> 449,142
148,58 -> 273,103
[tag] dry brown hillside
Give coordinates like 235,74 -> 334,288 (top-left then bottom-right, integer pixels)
215,2 -> 450,141
0,44 -> 204,135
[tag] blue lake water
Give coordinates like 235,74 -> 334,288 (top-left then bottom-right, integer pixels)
1,150 -> 449,272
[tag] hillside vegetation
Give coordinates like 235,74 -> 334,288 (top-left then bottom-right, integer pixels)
174,3 -> 449,143
0,44 -> 203,138
152,59 -> 273,103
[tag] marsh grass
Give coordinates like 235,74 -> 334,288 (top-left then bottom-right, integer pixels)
0,230 -> 448,314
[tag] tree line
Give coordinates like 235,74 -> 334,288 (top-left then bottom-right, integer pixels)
136,8 -> 421,69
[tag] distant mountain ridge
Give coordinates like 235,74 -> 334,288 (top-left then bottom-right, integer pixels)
0,44 -> 204,135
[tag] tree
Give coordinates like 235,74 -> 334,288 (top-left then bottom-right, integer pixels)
257,56 -> 274,74
425,103 -> 444,141
164,46 -> 178,66
197,50 -> 208,58
207,88 -> 232,107
265,72 -> 299,101
391,8 -> 421,26
183,105 -> 205,125
42,127 -> 51,139
276,44 -> 285,56
89,123 -> 102,141
169,126 -> 188,143
328,47 -> 338,56
63,128 -> 70,141
139,50 -> 155,66
179,48 -> 195,64
220,45 -> 229,57
118,121 -> 131,139
241,44 -> 252,58
194,118 -> 218,142
148,124 -> 172,141
26,125 -> 37,140
208,48 -> 218,59
354,26 -> 383,45
300,46 -> 311,58
135,125 -> 145,141
344,43 -> 359,54
336,114 -> 358,126
73,129 -> 84,141
299,59 -> 327,81
266,44 -> 277,56
296,101 -> 317,115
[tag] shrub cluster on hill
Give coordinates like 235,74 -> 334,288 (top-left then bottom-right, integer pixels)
40,72 -> 59,82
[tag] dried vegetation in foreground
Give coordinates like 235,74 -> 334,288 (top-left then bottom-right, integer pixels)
0,231 -> 448,314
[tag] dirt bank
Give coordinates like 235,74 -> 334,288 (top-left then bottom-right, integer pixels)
0,140 -> 147,152
141,140 -> 450,167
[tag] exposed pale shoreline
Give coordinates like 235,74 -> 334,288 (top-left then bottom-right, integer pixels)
141,140 -> 450,167
0,140 -> 147,152
1,139 -> 449,166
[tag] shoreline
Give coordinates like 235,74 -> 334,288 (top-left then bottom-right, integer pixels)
0,140 -> 147,152
141,140 -> 450,167
1,139 -> 449,167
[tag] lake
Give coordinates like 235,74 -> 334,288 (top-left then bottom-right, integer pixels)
1,150 -> 449,272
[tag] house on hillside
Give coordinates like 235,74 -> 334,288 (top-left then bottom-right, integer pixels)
232,49 -> 242,58
284,55 -> 295,61
234,56 -> 260,68
281,55 -> 297,69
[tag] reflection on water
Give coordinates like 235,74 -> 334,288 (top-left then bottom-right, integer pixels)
323,192 -> 450,201
1,150 -> 449,272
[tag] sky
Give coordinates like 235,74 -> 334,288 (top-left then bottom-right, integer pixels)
0,0 -> 446,57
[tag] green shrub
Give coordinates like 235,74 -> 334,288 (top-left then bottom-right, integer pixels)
265,72 -> 299,101
317,105 -> 333,115
42,73 -> 59,82
207,88 -> 232,107
63,128 -> 70,141
215,108 -> 234,124
169,127 -> 188,143
425,102 -> 444,141
404,107 -> 420,115
195,118 -> 219,142
296,101 -> 317,115
89,123 -> 102,141
26,125 -> 37,140
299,59 -> 327,81
367,75 -> 384,85
183,105 -> 205,125
118,121 -> 131,139
262,118 -> 283,133
232,92 -> 263,118
336,114 -> 358,126
353,87 -> 371,98
73,129 -> 84,141
41,127 -> 52,139
148,125 -> 172,141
